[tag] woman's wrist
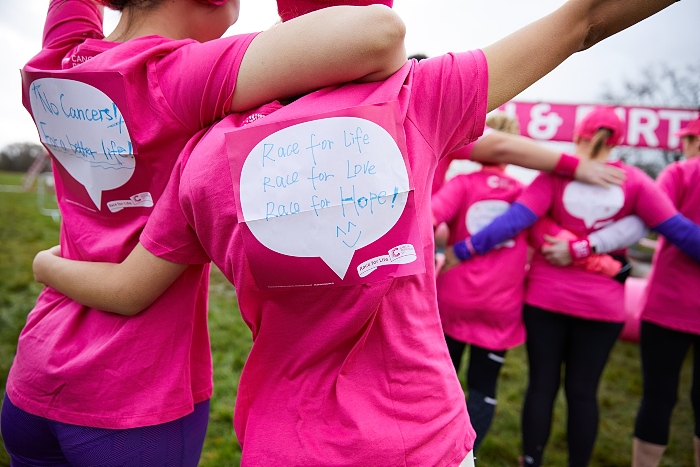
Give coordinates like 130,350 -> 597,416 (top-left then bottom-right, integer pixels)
553,153 -> 580,178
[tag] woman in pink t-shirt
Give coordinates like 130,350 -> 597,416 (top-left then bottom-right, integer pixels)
2,0 -> 408,465
632,116 -> 700,467
28,2 -> 684,465
442,107 -> 700,467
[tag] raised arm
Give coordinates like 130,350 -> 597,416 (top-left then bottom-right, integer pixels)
33,244 -> 187,316
231,5 -> 406,111
483,0 -> 677,111
41,0 -> 104,57
469,131 -> 625,187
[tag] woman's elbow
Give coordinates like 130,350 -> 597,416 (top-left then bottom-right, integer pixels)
361,5 -> 407,78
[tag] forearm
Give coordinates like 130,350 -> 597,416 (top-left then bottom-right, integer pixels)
653,214 -> 700,263
483,0 -> 676,111
454,202 -> 538,260
34,244 -> 188,315
588,215 -> 649,253
469,132 -> 561,169
232,5 -> 406,111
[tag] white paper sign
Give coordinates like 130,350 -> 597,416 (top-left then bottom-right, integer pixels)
563,181 -> 625,228
28,78 -> 134,209
239,117 -> 411,279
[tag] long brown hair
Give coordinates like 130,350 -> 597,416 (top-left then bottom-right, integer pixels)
588,128 -> 613,159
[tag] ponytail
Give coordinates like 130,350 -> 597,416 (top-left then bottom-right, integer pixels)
589,128 -> 613,159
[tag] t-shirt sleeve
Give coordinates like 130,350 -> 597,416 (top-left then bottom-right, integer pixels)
515,172 -> 554,217
407,50 -> 489,160
141,135 -> 210,265
155,33 -> 258,132
43,0 -> 103,49
432,177 -> 466,225
628,166 -> 677,227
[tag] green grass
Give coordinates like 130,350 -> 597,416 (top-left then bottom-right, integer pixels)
0,170 -> 695,466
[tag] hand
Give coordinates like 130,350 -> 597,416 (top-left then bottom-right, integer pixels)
434,251 -> 446,276
574,158 -> 625,188
440,246 -> 462,274
33,245 -> 61,284
541,235 -> 572,266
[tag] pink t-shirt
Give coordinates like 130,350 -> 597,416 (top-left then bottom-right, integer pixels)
142,51 -> 488,465
7,0 -> 256,428
432,167 -> 527,350
518,161 -> 677,322
642,156 -> 700,334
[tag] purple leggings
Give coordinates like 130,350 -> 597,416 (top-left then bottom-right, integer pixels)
1,394 -> 209,467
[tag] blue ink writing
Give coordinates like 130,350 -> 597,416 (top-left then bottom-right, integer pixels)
391,186 -> 398,208
307,133 -> 334,166
266,200 -> 301,220
343,127 -> 370,154
60,93 -> 116,124
311,195 -> 331,216
336,221 -> 361,248
263,172 -> 299,192
262,144 -> 275,167
346,160 -> 376,179
340,185 -> 389,217
307,166 -> 335,190
32,83 -> 59,116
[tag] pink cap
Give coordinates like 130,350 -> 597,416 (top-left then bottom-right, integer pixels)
675,117 -> 700,138
573,106 -> 625,146
277,0 -> 393,21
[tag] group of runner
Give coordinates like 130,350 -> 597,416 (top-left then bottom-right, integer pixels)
432,108 -> 700,466
1,0 -> 696,466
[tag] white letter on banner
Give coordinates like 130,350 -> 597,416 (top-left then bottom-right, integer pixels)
659,110 -> 699,149
628,108 -> 660,147
527,104 -> 563,140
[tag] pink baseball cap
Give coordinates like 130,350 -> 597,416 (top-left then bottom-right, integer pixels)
277,0 -> 393,21
573,106 -> 625,146
675,117 -> 700,138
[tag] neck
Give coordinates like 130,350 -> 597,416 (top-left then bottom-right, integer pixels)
106,2 -> 205,42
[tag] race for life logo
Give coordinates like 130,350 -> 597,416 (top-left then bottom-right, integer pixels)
228,103 -> 425,288
562,181 -> 625,228
28,77 -> 135,210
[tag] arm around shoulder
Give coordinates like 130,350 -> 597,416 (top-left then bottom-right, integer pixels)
231,5 -> 406,112
33,243 -> 188,316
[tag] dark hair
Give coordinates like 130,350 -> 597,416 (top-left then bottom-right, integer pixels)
589,128 -> 613,159
94,0 -> 161,11
409,53 -> 429,61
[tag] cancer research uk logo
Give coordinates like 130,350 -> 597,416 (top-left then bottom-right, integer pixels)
28,78 -> 143,212
237,116 -> 417,282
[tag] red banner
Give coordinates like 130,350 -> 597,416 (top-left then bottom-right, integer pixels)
498,101 -> 698,150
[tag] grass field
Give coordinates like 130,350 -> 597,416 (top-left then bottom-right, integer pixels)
0,170 -> 695,466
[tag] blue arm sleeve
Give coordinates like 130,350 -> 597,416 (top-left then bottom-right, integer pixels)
453,202 -> 538,261
653,213 -> 700,263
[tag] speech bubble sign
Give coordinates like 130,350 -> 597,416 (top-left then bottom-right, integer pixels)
238,116 -> 410,279
28,78 -> 134,209
466,199 -> 515,248
562,181 -> 624,228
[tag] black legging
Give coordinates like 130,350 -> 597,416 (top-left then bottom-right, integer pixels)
521,305 -> 623,467
444,333 -> 506,451
634,320 -> 700,444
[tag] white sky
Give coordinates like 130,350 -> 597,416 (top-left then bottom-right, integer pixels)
0,0 -> 698,150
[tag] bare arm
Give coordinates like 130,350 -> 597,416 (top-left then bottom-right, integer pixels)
470,132 -> 625,187
483,0 -> 676,111
33,244 -> 188,316
231,5 -> 406,112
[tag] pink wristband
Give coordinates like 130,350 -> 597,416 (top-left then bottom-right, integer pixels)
553,153 -> 580,178
569,238 -> 592,260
